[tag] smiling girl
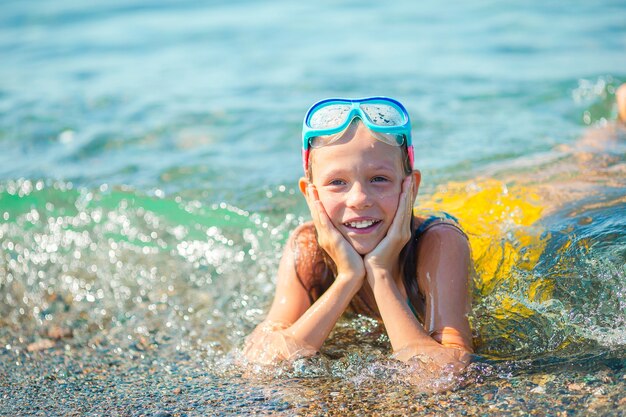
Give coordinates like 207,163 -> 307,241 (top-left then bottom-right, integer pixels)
244,97 -> 473,373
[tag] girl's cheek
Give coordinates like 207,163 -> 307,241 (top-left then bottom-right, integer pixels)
378,193 -> 399,202
316,189 -> 346,204
375,183 -> 403,200
375,188 -> 400,202
315,188 -> 342,207
317,193 -> 343,220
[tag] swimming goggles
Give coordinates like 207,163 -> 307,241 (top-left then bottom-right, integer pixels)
302,97 -> 413,171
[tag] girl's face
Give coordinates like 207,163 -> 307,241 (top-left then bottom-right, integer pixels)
301,121 -> 415,255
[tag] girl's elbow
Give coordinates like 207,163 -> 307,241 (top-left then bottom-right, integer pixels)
430,327 -> 474,353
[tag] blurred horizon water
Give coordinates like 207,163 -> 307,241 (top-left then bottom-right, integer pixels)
1,1 -> 626,415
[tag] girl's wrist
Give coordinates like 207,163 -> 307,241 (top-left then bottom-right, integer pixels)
364,253 -> 398,274
335,271 -> 365,287
367,268 -> 400,295
365,264 -> 394,281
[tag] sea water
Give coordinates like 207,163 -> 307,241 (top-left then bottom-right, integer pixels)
1,0 -> 625,415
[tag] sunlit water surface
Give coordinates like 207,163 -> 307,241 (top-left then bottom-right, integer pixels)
1,0 -> 626,415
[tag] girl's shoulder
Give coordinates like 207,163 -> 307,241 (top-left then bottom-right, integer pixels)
289,222 -> 333,296
289,221 -> 321,270
290,221 -> 318,250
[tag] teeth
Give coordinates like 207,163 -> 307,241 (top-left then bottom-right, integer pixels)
346,220 -> 377,229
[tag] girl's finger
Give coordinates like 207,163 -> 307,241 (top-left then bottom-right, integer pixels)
388,177 -> 410,235
406,176 -> 414,217
401,176 -> 412,219
311,188 -> 334,230
307,184 -> 334,234
398,176 -> 413,238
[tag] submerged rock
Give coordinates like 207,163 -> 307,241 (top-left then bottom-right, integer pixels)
46,326 -> 73,340
26,339 -> 55,352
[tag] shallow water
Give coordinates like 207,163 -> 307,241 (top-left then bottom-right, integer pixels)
1,1 -> 626,415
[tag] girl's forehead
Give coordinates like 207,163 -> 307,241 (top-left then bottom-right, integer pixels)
308,121 -> 407,178
311,138 -> 404,174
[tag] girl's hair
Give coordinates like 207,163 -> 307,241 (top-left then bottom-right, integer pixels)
298,138 -> 425,321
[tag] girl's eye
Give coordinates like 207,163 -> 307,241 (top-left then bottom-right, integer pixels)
371,176 -> 389,183
329,179 -> 346,186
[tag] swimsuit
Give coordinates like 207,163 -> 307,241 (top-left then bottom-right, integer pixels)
415,212 -> 463,236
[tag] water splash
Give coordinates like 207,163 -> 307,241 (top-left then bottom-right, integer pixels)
0,180 -> 298,360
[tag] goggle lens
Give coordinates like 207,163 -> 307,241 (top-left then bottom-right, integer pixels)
359,103 -> 405,126
308,104 -> 352,129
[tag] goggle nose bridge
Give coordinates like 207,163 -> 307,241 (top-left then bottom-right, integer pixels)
341,104 -> 367,129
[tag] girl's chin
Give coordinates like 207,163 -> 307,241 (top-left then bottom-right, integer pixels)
347,237 -> 382,255
340,225 -> 388,255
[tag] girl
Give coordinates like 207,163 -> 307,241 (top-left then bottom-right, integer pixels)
244,97 -> 473,374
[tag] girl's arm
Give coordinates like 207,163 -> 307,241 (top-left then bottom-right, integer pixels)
244,183 -> 366,364
364,177 -> 472,369
416,224 -> 473,350
368,225 -> 473,360
243,224 -> 362,364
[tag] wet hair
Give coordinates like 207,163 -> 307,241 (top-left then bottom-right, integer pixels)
299,132 -> 425,321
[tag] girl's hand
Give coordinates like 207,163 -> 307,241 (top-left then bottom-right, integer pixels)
394,341 -> 471,392
364,176 -> 414,282
304,184 -> 366,283
396,341 -> 471,373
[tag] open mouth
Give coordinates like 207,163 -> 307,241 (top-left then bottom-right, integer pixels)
343,219 -> 381,232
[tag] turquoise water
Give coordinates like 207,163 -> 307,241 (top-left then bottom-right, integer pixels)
1,1 -> 626,415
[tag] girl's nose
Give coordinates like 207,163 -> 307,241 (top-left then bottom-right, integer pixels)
346,183 -> 372,209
